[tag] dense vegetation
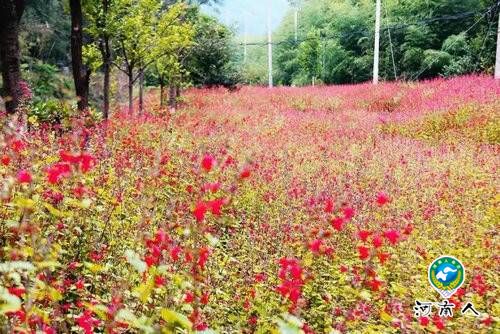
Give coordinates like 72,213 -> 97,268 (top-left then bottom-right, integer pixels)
0,0 -> 499,333
242,0 -> 500,85
1,75 -> 499,333
1,0 -> 238,119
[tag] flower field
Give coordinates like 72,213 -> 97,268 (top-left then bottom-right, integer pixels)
1,75 -> 499,333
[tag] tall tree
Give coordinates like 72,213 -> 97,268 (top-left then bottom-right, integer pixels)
114,0 -> 192,113
69,0 -> 90,111
86,0 -> 116,118
0,0 -> 26,114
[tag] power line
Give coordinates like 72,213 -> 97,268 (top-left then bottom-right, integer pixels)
237,4 -> 498,47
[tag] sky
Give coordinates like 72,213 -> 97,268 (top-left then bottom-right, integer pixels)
203,0 -> 291,37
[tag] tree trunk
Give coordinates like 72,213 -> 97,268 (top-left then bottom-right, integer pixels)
168,84 -> 176,110
0,0 -> 25,114
138,70 -> 144,113
159,81 -> 165,107
70,0 -> 90,112
102,46 -> 110,118
128,70 -> 134,114
99,0 -> 111,119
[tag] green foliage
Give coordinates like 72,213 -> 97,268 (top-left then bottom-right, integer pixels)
23,62 -> 73,103
265,0 -> 498,85
28,99 -> 74,126
185,14 -> 241,87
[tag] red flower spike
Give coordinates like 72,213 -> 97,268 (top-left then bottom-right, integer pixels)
193,201 -> 208,222
331,217 -> 345,231
383,229 -> 400,245
357,230 -> 371,242
372,235 -> 384,248
1,154 -> 10,166
342,206 -> 355,220
357,245 -> 370,260
201,154 -> 215,172
324,198 -> 334,213
308,239 -> 322,254
17,170 -> 32,184
376,192 -> 390,206
240,167 -> 251,179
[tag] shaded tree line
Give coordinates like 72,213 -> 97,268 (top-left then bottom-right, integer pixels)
0,0 -> 238,119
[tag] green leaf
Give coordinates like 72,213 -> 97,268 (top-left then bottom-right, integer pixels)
160,308 -> 192,329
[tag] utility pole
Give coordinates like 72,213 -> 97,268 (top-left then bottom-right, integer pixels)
373,0 -> 381,84
243,14 -> 248,64
495,7 -> 500,79
268,0 -> 273,88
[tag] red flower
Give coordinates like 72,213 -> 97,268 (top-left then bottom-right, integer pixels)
357,246 -> 370,260
155,275 -> 167,287
331,217 -> 345,231
432,315 -> 445,330
11,139 -> 26,153
76,310 -> 99,334
200,292 -> 210,305
8,286 -> 25,297
254,272 -> 266,282
17,170 -> 32,184
170,246 -> 182,262
357,230 -> 371,242
1,154 -> 10,166
144,255 -> 157,267
372,235 -> 383,248
197,247 -> 210,269
403,223 -> 414,235
240,167 -> 251,179
75,279 -> 85,290
79,153 -> 95,173
201,154 -> 215,172
46,162 -> 71,184
208,198 -> 225,216
481,316 -> 493,326
324,198 -> 334,213
342,206 -> 355,220
383,229 -> 400,245
193,201 -> 208,222
184,291 -> 195,303
377,252 -> 391,264
376,192 -> 390,206
366,278 -> 383,291
59,151 -> 80,163
308,239 -> 322,254
419,316 -> 430,326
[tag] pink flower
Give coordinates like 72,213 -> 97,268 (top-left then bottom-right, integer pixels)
324,198 -> 334,213
208,198 -> 225,216
308,239 -> 322,254
193,201 -> 208,222
342,206 -> 355,220
17,170 -> 32,184
46,162 -> 71,184
383,229 -> 400,245
170,246 -> 182,262
376,192 -> 390,206
201,154 -> 215,172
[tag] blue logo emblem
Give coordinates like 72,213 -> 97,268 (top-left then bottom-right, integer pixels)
428,255 -> 465,298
